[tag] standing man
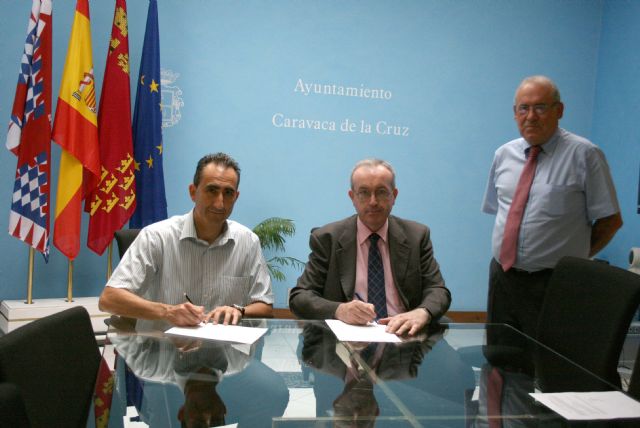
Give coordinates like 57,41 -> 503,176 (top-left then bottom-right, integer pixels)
289,159 -> 451,336
99,152 -> 273,327
482,76 -> 622,339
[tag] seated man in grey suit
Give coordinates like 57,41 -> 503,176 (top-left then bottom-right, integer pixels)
289,158 -> 451,336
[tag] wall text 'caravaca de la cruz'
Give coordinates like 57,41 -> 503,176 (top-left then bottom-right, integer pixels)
270,78 -> 410,138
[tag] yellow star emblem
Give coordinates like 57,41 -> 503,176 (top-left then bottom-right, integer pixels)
156,144 -> 163,155
140,75 -> 145,85
146,155 -> 154,168
149,79 -> 159,93
134,160 -> 140,171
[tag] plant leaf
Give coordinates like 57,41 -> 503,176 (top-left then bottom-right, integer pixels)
253,217 -> 305,282
268,264 -> 286,282
253,217 -> 296,252
268,256 -> 306,271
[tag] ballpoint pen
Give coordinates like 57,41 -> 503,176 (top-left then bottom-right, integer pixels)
183,293 -> 195,305
183,293 -> 207,325
353,292 -> 378,323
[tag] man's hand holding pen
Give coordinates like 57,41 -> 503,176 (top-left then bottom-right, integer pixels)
165,294 -> 205,327
334,292 -> 430,336
335,292 -> 377,326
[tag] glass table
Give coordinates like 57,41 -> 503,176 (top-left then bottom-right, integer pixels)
102,318 -> 639,427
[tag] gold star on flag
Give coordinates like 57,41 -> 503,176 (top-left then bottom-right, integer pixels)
140,75 -> 145,85
134,160 -> 140,171
146,155 -> 154,168
149,79 -> 159,93
156,144 -> 163,155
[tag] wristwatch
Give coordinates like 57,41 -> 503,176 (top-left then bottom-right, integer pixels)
233,304 -> 245,316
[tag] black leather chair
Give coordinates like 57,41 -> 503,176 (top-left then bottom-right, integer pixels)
114,228 -> 141,258
535,256 -> 640,392
0,306 -> 101,428
0,382 -> 30,427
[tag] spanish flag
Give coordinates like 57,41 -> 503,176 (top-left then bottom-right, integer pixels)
52,0 -> 100,260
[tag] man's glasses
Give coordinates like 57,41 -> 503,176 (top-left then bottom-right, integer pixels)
354,188 -> 393,202
515,102 -> 559,116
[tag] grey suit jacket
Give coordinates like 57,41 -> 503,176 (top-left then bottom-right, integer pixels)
289,215 -> 451,320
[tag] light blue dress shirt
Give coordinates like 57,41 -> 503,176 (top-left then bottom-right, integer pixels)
482,128 -> 620,271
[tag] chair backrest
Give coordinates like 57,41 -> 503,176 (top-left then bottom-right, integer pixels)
114,228 -> 141,259
535,256 -> 640,392
0,382 -> 30,427
0,306 -> 101,428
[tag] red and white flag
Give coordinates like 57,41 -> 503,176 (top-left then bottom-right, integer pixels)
6,0 -> 53,261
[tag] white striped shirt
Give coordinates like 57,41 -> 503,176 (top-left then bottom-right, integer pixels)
107,211 -> 273,310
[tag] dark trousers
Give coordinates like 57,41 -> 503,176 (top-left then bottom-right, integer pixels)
486,258 -> 553,373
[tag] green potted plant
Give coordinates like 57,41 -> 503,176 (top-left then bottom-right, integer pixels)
252,217 -> 305,281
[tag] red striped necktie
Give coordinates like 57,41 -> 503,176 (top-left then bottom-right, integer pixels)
499,145 -> 541,271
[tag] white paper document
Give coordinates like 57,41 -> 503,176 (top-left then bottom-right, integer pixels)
530,391 -> 640,420
165,323 -> 267,345
325,319 -> 402,343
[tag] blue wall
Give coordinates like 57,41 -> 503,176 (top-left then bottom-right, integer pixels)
0,0 -> 636,311
592,0 -> 640,275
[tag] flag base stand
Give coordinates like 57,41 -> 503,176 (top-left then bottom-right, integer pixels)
0,297 -> 110,339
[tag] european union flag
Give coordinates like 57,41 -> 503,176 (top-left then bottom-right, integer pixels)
130,0 -> 167,228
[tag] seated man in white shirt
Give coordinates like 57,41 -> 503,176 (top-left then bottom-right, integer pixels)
99,152 -> 273,327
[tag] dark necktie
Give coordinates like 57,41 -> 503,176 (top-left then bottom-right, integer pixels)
368,233 -> 387,318
499,145 -> 541,271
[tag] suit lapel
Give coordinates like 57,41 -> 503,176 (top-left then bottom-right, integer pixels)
388,217 -> 410,298
337,217 -> 357,299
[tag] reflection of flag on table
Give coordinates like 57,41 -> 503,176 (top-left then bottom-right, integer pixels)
130,0 -> 167,228
93,357 -> 113,428
52,0 -> 100,260
86,0 -> 136,255
6,0 -> 53,261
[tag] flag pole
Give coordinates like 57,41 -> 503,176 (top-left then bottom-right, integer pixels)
26,248 -> 35,304
66,260 -> 73,302
106,241 -> 113,280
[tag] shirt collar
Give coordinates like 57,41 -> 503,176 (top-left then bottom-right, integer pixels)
180,210 -> 199,240
181,210 -> 233,247
540,127 -> 562,155
521,127 -> 562,156
356,216 -> 389,246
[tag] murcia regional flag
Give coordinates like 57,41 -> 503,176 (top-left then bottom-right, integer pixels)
86,0 -> 136,255
52,0 -> 100,260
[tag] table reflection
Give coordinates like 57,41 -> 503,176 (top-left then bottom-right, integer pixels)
105,320 -> 639,428
110,327 -> 288,427
300,323 -> 475,426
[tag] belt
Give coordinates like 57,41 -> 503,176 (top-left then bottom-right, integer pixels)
508,266 -> 554,276
493,258 -> 554,276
